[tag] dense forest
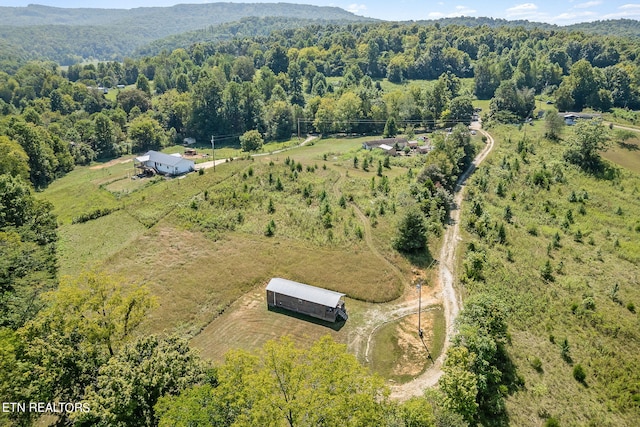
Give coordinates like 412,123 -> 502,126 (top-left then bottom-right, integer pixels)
0,3 -> 371,65
1,14 -> 640,426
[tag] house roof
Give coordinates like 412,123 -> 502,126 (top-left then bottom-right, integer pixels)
379,144 -> 394,151
266,278 -> 345,307
145,150 -> 193,167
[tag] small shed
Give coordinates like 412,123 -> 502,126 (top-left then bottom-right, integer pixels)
135,150 -> 194,176
378,144 -> 396,156
266,278 -> 348,322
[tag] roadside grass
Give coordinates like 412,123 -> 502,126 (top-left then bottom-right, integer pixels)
369,307 -> 445,383
459,120 -> 640,425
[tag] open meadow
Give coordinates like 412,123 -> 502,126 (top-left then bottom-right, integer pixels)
458,120 -> 640,425
37,134 -> 460,381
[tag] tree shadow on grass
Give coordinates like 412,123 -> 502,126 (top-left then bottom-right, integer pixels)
617,141 -> 639,151
267,306 -> 346,331
402,248 -> 433,268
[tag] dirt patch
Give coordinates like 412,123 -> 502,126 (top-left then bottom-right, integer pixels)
89,158 -> 132,169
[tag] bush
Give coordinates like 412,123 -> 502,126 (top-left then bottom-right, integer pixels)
545,417 -> 560,427
531,357 -> 543,373
72,207 -> 120,224
573,364 -> 586,383
264,219 -> 276,237
240,130 -> 264,152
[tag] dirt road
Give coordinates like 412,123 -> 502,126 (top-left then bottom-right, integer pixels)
388,123 -> 495,400
196,136 -> 318,170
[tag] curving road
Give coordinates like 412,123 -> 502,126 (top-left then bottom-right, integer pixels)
389,122 -> 495,400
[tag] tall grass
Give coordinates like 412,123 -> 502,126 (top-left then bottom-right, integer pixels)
460,121 -> 640,425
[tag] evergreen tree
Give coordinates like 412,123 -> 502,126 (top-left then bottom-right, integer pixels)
394,206 -> 428,252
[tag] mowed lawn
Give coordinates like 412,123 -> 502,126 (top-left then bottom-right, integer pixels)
601,137 -> 640,173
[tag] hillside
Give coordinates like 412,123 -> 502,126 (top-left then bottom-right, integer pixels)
0,2 -> 371,64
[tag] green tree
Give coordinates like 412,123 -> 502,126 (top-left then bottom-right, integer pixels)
240,129 -> 264,152
0,175 -> 57,328
16,272 -> 154,422
394,206 -> 428,253
439,346 -> 479,424
544,109 -> 564,140
82,335 -> 204,427
117,88 -> 151,114
336,91 -> 362,132
93,112 -> 116,158
563,119 -> 610,172
136,74 -> 151,96
157,336 -> 388,427
383,116 -> 398,138
0,135 -> 30,180
129,116 -> 165,152
447,96 -> 474,126
266,100 -> 293,141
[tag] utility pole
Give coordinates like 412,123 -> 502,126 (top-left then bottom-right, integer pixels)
211,135 -> 215,172
417,280 -> 423,338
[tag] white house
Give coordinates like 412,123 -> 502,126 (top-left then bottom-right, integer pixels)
135,150 -> 194,176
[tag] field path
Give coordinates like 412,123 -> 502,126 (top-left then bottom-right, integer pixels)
388,122 -> 495,400
331,170 -> 405,290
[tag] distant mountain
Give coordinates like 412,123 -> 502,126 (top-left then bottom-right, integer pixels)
566,19 -> 640,38
0,3 -> 372,64
0,3 -> 639,67
135,16 -> 357,57
416,16 -> 640,38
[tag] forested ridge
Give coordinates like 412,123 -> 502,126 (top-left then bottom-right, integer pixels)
1,16 -> 640,426
0,3 -> 371,65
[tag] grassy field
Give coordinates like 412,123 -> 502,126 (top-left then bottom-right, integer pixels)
38,136 -> 449,383
459,120 -> 640,425
601,136 -> 640,173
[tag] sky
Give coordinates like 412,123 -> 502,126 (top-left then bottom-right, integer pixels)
1,0 -> 639,25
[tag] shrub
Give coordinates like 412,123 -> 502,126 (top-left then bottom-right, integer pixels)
627,302 -> 636,313
264,219 -> 276,237
545,417 -> 560,427
240,130 -> 264,152
531,357 -> 543,373
72,207 -> 120,224
394,207 -> 427,253
541,260 -> 554,281
573,364 -> 586,383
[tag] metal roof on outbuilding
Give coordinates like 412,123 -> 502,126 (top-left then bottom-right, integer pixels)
146,150 -> 191,166
266,278 -> 345,308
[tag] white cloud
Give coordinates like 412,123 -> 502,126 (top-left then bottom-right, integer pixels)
552,11 -> 598,21
574,1 -> 601,8
346,3 -> 367,14
619,3 -> 640,10
506,3 -> 538,17
449,5 -> 477,16
428,11 -> 445,18
600,3 -> 640,19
